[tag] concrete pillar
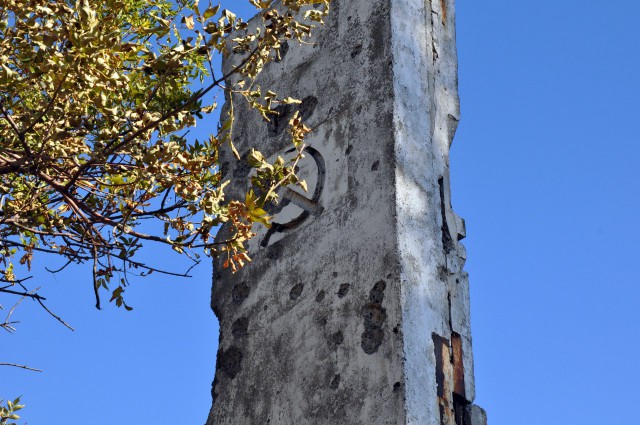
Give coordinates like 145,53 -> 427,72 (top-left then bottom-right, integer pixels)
207,0 -> 486,424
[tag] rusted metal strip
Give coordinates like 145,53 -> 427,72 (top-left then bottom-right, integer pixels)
452,332 -> 466,399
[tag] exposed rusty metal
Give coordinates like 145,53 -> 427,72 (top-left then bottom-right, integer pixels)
433,333 -> 456,425
433,333 -> 448,398
433,332 -> 471,425
451,332 -> 466,399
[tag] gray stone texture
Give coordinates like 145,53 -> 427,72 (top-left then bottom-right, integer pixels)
207,0 -> 485,424
465,405 -> 488,425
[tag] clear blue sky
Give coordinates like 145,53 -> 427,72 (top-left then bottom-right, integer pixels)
2,1 -> 639,424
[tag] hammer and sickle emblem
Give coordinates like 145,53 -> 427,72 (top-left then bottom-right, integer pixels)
261,146 -> 326,247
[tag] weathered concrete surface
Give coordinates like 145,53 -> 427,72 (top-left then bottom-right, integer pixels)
207,1 -> 485,424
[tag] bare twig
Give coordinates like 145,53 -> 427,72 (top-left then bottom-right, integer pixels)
0,288 -> 46,301
0,362 -> 42,372
16,282 -> 74,331
92,245 -> 101,310
31,297 -> 75,332
1,293 -> 26,333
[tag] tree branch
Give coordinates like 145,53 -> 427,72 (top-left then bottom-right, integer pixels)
22,70 -> 70,136
0,362 -> 42,372
65,42 -> 264,190
0,100 -> 23,141
0,288 -> 46,301
16,282 -> 75,331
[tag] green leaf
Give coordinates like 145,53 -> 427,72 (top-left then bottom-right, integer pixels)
203,6 -> 220,20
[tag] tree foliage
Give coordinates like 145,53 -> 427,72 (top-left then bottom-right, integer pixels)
0,397 -> 25,425
0,0 -> 330,315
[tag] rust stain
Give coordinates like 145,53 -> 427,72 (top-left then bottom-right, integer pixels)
434,332 -> 471,425
433,333 -> 448,397
433,333 -> 456,425
440,0 -> 448,25
451,333 -> 466,399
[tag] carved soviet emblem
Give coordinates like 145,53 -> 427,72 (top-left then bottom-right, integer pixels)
260,146 -> 326,247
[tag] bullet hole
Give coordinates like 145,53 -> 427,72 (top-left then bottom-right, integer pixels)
232,317 -> 249,339
330,374 -> 341,390
216,346 -> 243,380
361,328 -> 384,354
333,272 -> 339,278
266,242 -> 284,260
393,326 -> 399,334
268,96 -> 317,137
369,280 -> 386,304
290,283 -> 304,300
233,45 -> 249,55
276,41 -> 289,62
263,304 -> 268,311
371,161 -> 380,171
219,161 -> 230,178
361,280 -> 387,354
316,290 -> 326,302
456,278 -> 460,284
233,150 -> 253,178
268,104 -> 293,137
232,282 -> 249,305
345,145 -> 353,155
338,283 -> 350,298
331,330 -> 344,346
393,382 -> 402,392
351,44 -> 363,58
299,96 -> 318,121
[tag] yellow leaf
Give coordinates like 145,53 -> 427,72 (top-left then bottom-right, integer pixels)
281,97 -> 302,105
203,6 -> 220,20
182,15 -> 195,30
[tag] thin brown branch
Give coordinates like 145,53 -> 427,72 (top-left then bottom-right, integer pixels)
1,291 -> 27,333
92,245 -> 101,310
0,288 -> 46,301
45,259 -> 74,274
0,239 -> 91,259
22,70 -> 70,136
5,293 -> 25,322
125,257 -> 199,278
33,296 -> 75,331
0,100 -> 23,140
0,362 -> 42,372
16,282 -> 74,331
